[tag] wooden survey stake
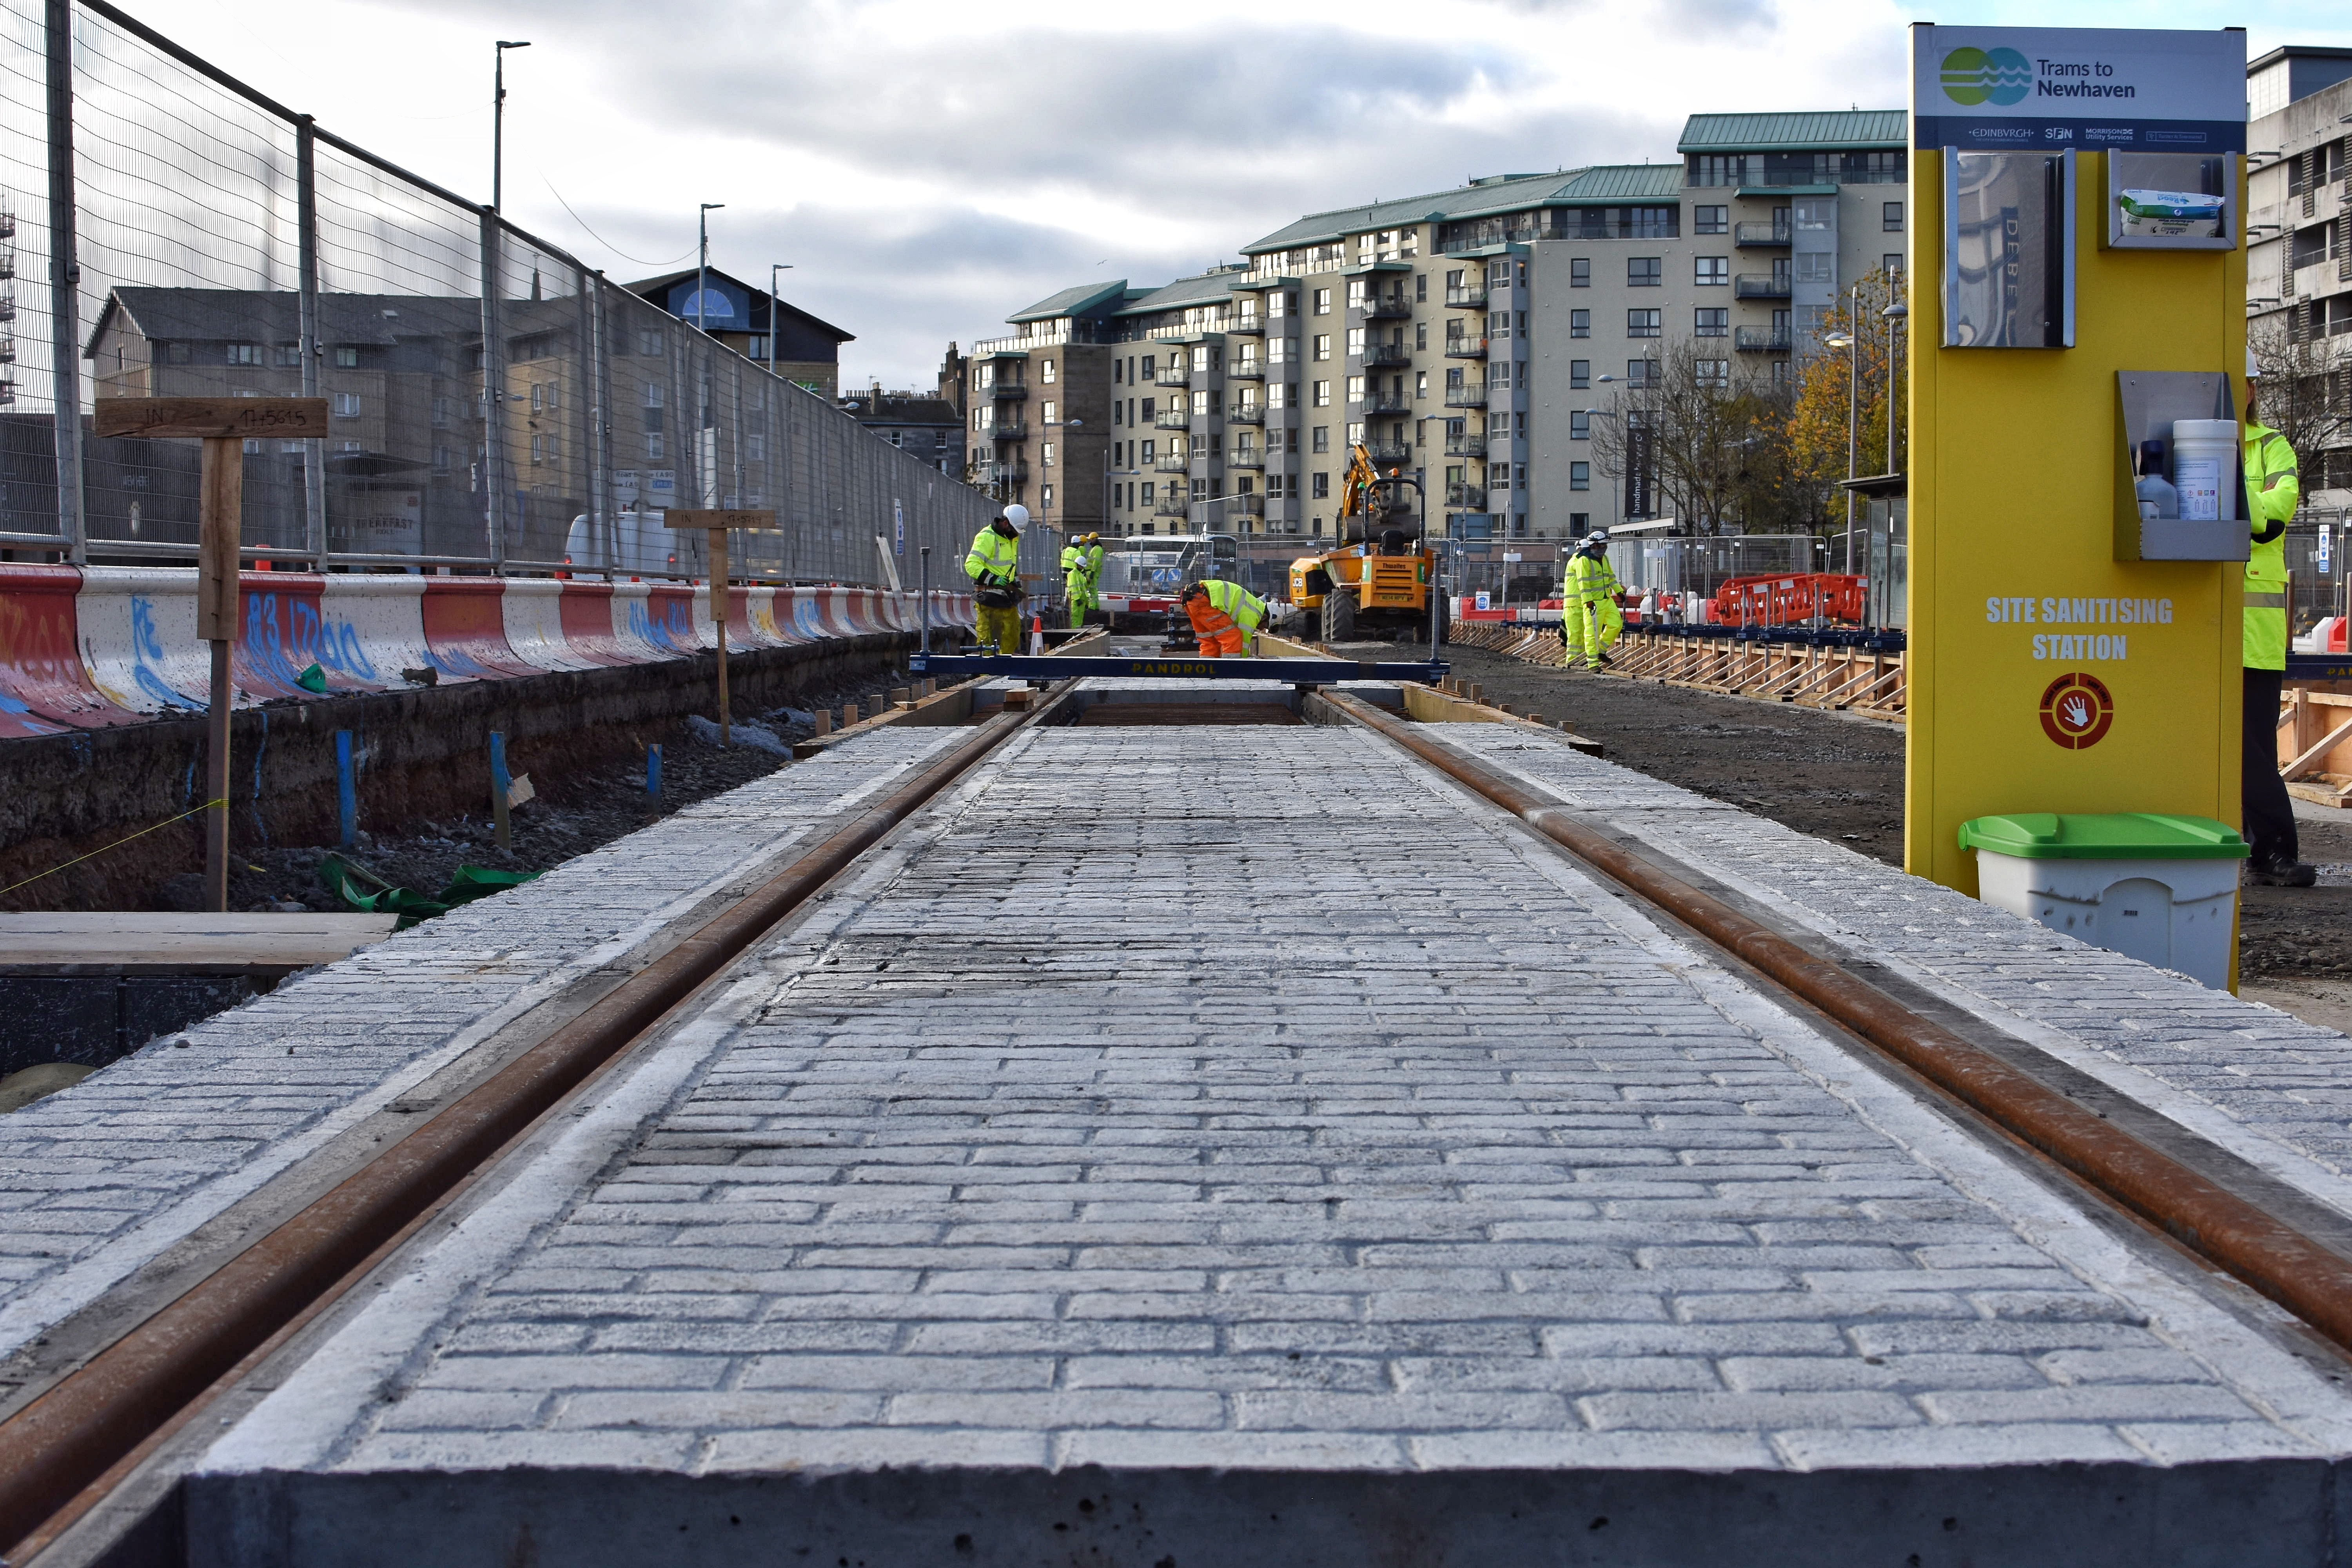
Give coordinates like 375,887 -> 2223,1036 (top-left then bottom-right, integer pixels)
97,397 -> 328,911
664,509 -> 776,748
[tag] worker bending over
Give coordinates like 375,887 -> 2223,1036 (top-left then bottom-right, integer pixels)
1061,532 -> 1105,629
1562,530 -> 1622,670
965,504 -> 1028,655
2242,362 -> 2316,886
1182,579 -> 1267,658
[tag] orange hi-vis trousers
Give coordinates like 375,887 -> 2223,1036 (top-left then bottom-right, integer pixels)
1185,598 -> 1249,658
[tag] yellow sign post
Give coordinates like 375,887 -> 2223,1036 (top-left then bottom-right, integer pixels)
1906,29 -> 2249,918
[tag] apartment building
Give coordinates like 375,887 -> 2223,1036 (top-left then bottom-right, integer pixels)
2247,46 -> 2352,509
839,387 -> 965,478
624,268 -> 853,399
967,109 -> 1906,548
966,281 -> 1123,534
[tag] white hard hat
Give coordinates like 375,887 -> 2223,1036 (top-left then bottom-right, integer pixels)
1000,503 -> 1031,530
2246,347 -> 2262,381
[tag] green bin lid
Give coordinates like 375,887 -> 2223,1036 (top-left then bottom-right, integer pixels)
1957,812 -> 2249,861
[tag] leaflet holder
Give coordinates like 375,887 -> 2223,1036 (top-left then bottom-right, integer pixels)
2103,152 -> 2235,252
2113,370 -> 2251,563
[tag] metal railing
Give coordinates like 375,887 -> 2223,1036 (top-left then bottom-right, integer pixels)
1443,335 -> 1488,359
1733,221 -> 1793,246
1357,392 -> 1410,414
1228,404 -> 1265,425
1735,274 -> 1793,299
1154,407 -> 1194,429
987,421 -> 1030,442
1154,451 -> 1191,472
1443,385 -> 1488,408
1363,441 -> 1411,465
1156,364 -> 1194,387
987,381 -> 1029,400
1445,285 -> 1488,308
1225,314 -> 1264,335
1444,434 -> 1487,457
1229,359 -> 1265,379
1734,327 -> 1793,352
1154,493 -> 1190,515
1359,297 -> 1412,320
1228,447 -> 1265,469
1359,343 -> 1410,368
0,0 -> 1005,584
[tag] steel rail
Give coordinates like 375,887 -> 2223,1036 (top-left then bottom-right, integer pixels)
1323,690 -> 2352,1356
0,699 -> 1053,1558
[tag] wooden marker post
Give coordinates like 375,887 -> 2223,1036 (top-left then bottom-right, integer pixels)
95,397 -> 327,912
663,509 -> 775,748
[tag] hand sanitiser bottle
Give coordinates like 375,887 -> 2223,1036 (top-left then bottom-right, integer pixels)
2135,441 -> 2178,521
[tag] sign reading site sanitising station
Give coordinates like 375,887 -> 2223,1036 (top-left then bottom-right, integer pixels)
1912,25 -> 2245,153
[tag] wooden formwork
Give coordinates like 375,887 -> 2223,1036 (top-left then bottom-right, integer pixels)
1446,621 -> 1907,720
2279,682 -> 2352,809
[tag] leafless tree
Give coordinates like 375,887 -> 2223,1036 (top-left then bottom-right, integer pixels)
2249,316 -> 2352,491
1587,338 -> 1791,535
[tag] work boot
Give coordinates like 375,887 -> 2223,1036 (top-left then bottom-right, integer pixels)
2247,860 -> 2319,888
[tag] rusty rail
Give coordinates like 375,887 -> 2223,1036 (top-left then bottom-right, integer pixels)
0,698 -> 1056,1558
1324,689 -> 2352,1354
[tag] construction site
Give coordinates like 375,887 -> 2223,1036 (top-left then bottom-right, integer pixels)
3,5 -> 2352,1566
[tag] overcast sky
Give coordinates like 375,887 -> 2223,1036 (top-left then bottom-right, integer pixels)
118,0 -> 2352,391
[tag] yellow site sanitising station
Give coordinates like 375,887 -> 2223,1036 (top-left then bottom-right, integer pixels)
1907,26 -> 2250,897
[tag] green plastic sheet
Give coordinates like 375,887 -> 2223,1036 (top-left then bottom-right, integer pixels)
319,855 -> 541,929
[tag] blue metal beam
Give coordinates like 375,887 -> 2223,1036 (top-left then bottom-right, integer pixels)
909,653 -> 1448,684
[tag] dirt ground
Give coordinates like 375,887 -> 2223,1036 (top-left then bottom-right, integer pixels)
1432,644 -> 2352,985
159,666 -> 915,918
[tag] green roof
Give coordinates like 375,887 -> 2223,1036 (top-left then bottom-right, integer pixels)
1678,111 -> 1907,153
1240,165 -> 1685,256
1112,269 -> 1250,318
1007,280 -> 1129,323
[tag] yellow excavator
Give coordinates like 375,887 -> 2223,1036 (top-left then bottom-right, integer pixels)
1288,443 -> 1445,643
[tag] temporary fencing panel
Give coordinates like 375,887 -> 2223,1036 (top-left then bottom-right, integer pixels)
0,0 -> 999,579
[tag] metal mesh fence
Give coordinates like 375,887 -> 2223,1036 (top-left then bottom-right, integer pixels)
0,0 -> 1002,584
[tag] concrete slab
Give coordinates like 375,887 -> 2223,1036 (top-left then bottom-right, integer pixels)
187,719 -> 2352,1565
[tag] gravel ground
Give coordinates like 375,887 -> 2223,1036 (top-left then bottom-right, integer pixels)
1428,643 -> 2352,984
158,667 -> 919,918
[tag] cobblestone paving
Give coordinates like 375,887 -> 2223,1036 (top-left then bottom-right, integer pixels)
1433,725 -> 2352,1208
211,720 -> 2352,1480
0,730 -> 965,1357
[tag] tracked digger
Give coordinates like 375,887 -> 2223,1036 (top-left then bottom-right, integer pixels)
1289,443 -> 1445,644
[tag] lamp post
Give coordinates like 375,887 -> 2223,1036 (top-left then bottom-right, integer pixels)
768,262 -> 793,369
1825,296 -> 1859,573
694,204 -> 725,336
1882,298 -> 1908,476
492,40 -> 530,214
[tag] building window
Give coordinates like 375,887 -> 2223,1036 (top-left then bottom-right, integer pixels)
1312,426 -> 1330,453
1042,484 -> 1053,506
1042,400 -> 1056,423
1313,334 -> 1332,361
1570,310 -> 1590,339
1695,257 -> 1728,286
1139,439 -> 1154,463
432,445 -> 452,473
1883,201 -> 1904,232
1627,358 -> 1658,388
1313,288 -> 1332,315
1313,381 -> 1331,407
1571,411 -> 1590,439
1884,254 -> 1903,277
1415,370 -> 1428,400
1414,322 -> 1427,350
1695,359 -> 1729,387
1772,359 -> 1792,385
646,433 -> 664,460
1694,205 -> 1728,235
1570,359 -> 1590,389
1041,359 -> 1056,383
331,392 -> 361,417
530,434 -> 545,465
1312,472 -> 1330,499
1571,511 -> 1590,532
530,383 -> 545,414
1042,442 -> 1055,466
1628,258 -> 1662,287
1627,310 -> 1661,338
274,344 -> 301,367
1141,481 -> 1154,504
1694,308 -> 1728,338
1415,273 -> 1427,301
1346,375 -> 1366,403
748,433 -> 766,461
224,342 -> 259,366
326,345 -> 358,369
637,329 -> 664,356
1570,258 -> 1590,288
1570,462 -> 1590,491
1346,327 -> 1367,356
166,342 -> 190,363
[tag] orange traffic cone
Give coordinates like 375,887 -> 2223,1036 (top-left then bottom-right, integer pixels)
1029,613 -> 1045,655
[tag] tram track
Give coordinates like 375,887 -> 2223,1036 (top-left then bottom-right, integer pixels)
8,671 -> 2352,1563
0,683 -> 1079,1565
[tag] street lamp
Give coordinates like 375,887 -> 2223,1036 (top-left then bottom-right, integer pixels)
492,41 -> 530,214
694,204 -> 725,336
768,263 -> 793,369
1880,300 -> 1908,477
1826,296 -> 1860,573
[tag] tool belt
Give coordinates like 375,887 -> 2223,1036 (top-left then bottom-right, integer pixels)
975,582 -> 1022,608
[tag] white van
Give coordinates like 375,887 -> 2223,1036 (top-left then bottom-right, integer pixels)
563,510 -> 704,577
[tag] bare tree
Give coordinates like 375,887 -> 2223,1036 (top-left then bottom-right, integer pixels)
2249,316 -> 2352,488
1588,339 -> 1791,535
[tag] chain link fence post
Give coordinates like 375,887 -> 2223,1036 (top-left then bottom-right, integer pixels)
44,0 -> 85,562
476,206 -> 506,572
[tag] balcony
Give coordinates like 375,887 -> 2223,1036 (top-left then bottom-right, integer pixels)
1155,494 -> 1191,517
987,421 -> 1029,442
1734,220 -> 1792,247
1155,452 -> 1191,473
1357,392 -> 1410,415
1229,447 -> 1265,470
1229,359 -> 1266,380
1359,296 -> 1412,320
986,461 -> 1030,485
1154,407 -> 1194,430
1443,384 -> 1488,408
1734,326 -> 1793,352
1225,494 -> 1265,517
1443,334 -> 1488,359
1359,343 -> 1411,368
1446,483 -> 1487,508
987,381 -> 1028,401
1445,285 -> 1488,309
1444,434 -> 1487,458
1735,274 -> 1792,299
1229,403 -> 1265,425
1156,363 -> 1193,388
1226,314 -> 1264,336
